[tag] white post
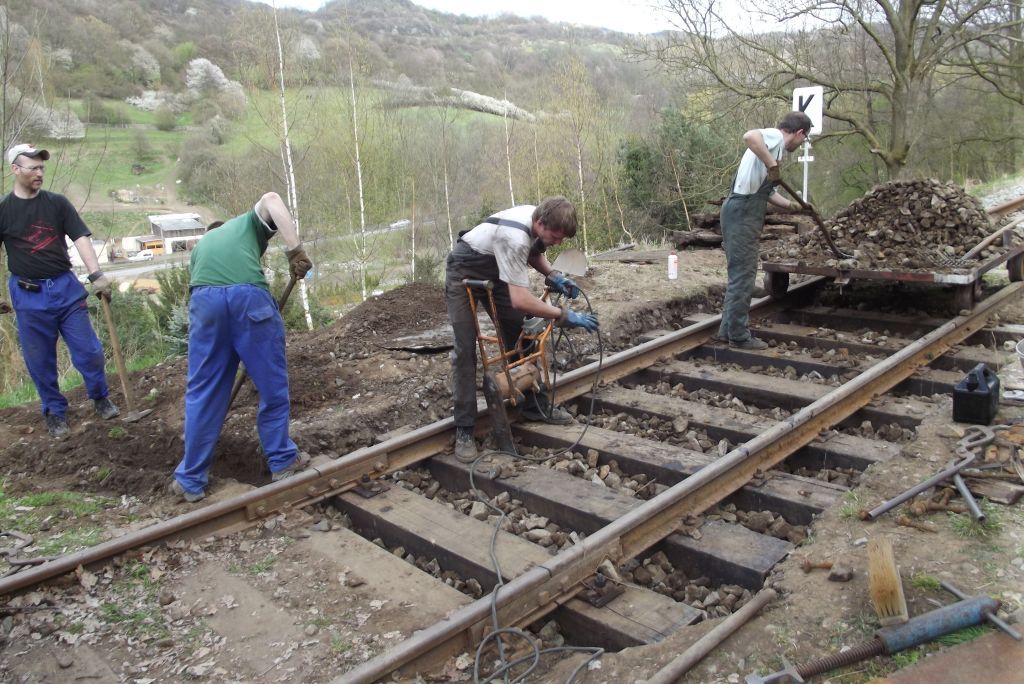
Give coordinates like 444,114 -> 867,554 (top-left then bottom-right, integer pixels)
799,139 -> 813,201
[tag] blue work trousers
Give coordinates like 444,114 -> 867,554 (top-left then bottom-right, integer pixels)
8,272 -> 108,417
175,285 -> 297,494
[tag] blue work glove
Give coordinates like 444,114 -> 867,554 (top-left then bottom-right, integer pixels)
557,307 -> 599,332
545,270 -> 580,299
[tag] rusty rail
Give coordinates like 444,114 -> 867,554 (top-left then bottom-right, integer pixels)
335,282 -> 1021,682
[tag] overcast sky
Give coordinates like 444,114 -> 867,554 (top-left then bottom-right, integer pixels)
255,0 -> 679,34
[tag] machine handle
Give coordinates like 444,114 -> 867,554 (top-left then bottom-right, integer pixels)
462,279 -> 493,290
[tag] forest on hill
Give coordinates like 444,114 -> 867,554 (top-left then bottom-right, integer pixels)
0,0 -> 1022,395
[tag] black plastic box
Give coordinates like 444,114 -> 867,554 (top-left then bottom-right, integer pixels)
952,363 -> 1000,425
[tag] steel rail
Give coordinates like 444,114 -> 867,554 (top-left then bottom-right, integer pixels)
0,278 -> 815,597
989,193 -> 1024,219
336,282 -> 1021,683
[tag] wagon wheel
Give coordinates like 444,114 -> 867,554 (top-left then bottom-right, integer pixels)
763,271 -> 790,299
1008,252 -> 1024,282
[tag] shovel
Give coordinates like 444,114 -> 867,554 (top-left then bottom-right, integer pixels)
778,178 -> 852,260
225,275 -> 298,412
98,294 -> 153,423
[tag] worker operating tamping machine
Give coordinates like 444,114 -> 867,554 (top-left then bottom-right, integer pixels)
461,278 -> 557,454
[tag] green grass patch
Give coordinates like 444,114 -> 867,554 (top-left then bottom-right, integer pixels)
891,648 -> 923,669
909,574 -> 941,591
99,601 -> 168,638
330,637 -> 352,654
840,490 -> 867,519
35,526 -> 104,555
108,426 -> 129,440
948,500 -> 1003,539
246,554 -> 277,576
936,624 -> 990,646
0,485 -> 113,554
80,210 -> 153,241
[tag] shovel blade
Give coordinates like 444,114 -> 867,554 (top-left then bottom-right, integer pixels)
122,408 -> 154,423
551,248 -> 588,277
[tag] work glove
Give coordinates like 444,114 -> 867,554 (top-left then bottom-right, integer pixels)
788,199 -> 804,213
89,272 -> 112,300
0,301 -> 11,314
766,164 -> 781,182
285,244 -> 313,279
545,270 -> 580,299
557,306 -> 599,333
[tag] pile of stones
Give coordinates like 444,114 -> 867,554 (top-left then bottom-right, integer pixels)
763,179 -> 996,270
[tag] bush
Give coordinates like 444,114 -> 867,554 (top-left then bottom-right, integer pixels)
154,106 -> 177,131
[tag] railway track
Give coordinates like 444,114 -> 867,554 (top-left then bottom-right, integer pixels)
3,267 -> 1023,681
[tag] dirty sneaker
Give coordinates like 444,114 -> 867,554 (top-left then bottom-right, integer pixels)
730,336 -> 769,350
454,427 -> 479,463
169,479 -> 205,503
45,413 -> 70,438
272,451 -> 312,482
94,397 -> 120,420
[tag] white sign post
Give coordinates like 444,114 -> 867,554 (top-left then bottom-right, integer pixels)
792,85 -> 824,201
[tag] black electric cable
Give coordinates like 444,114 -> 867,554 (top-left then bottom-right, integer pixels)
460,285 -> 606,683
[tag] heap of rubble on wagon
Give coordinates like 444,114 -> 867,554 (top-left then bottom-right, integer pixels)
763,179 -> 999,271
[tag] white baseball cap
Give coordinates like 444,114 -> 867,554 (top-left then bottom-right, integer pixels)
7,144 -> 50,165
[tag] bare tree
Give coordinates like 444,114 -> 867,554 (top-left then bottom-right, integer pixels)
270,2 -> 313,327
555,54 -> 598,253
640,0 -> 1024,179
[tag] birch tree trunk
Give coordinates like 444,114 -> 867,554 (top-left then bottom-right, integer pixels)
347,54 -> 368,301
271,3 -> 313,328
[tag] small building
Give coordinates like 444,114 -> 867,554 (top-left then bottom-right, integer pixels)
149,212 -> 206,253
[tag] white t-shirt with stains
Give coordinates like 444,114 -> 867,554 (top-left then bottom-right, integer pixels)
732,128 -> 784,195
460,205 -> 535,287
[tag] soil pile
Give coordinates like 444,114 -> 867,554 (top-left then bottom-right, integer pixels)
764,179 -> 995,270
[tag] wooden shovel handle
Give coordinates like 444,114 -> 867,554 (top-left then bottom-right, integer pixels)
100,295 -> 136,412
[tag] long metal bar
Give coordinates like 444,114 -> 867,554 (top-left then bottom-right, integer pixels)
337,281 -> 1021,683
640,589 -> 777,684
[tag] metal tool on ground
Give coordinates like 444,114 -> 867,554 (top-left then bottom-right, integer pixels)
226,275 -> 298,412
939,580 -> 1021,641
98,295 -> 153,423
868,537 -> 908,626
862,424 -> 993,521
745,594 -> 1001,683
778,178 -> 852,260
462,278 -> 555,453
640,589 -> 776,684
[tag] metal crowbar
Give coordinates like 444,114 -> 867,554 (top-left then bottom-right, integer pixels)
778,178 -> 853,260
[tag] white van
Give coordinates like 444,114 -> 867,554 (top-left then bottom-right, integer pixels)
128,249 -> 154,262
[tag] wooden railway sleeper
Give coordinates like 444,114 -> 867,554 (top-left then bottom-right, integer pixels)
339,282 -> 1022,683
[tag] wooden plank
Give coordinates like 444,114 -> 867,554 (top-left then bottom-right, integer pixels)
633,361 -> 929,429
428,455 -> 792,589
580,386 -> 899,471
335,486 -> 701,649
686,345 -> 966,395
515,421 -> 843,525
962,478 -> 1024,505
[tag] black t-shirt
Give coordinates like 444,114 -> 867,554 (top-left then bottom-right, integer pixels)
0,191 -> 91,278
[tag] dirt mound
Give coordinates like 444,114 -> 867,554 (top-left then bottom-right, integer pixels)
764,179 -> 995,270
0,282 -> 454,500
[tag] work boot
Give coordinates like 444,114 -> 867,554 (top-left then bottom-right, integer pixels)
45,413 -> 70,438
521,394 -> 574,425
94,397 -> 120,420
730,336 -> 769,350
169,479 -> 205,503
454,427 -> 479,463
272,451 -> 312,482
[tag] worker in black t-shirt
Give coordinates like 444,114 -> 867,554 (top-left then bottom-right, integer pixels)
0,144 -> 120,437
